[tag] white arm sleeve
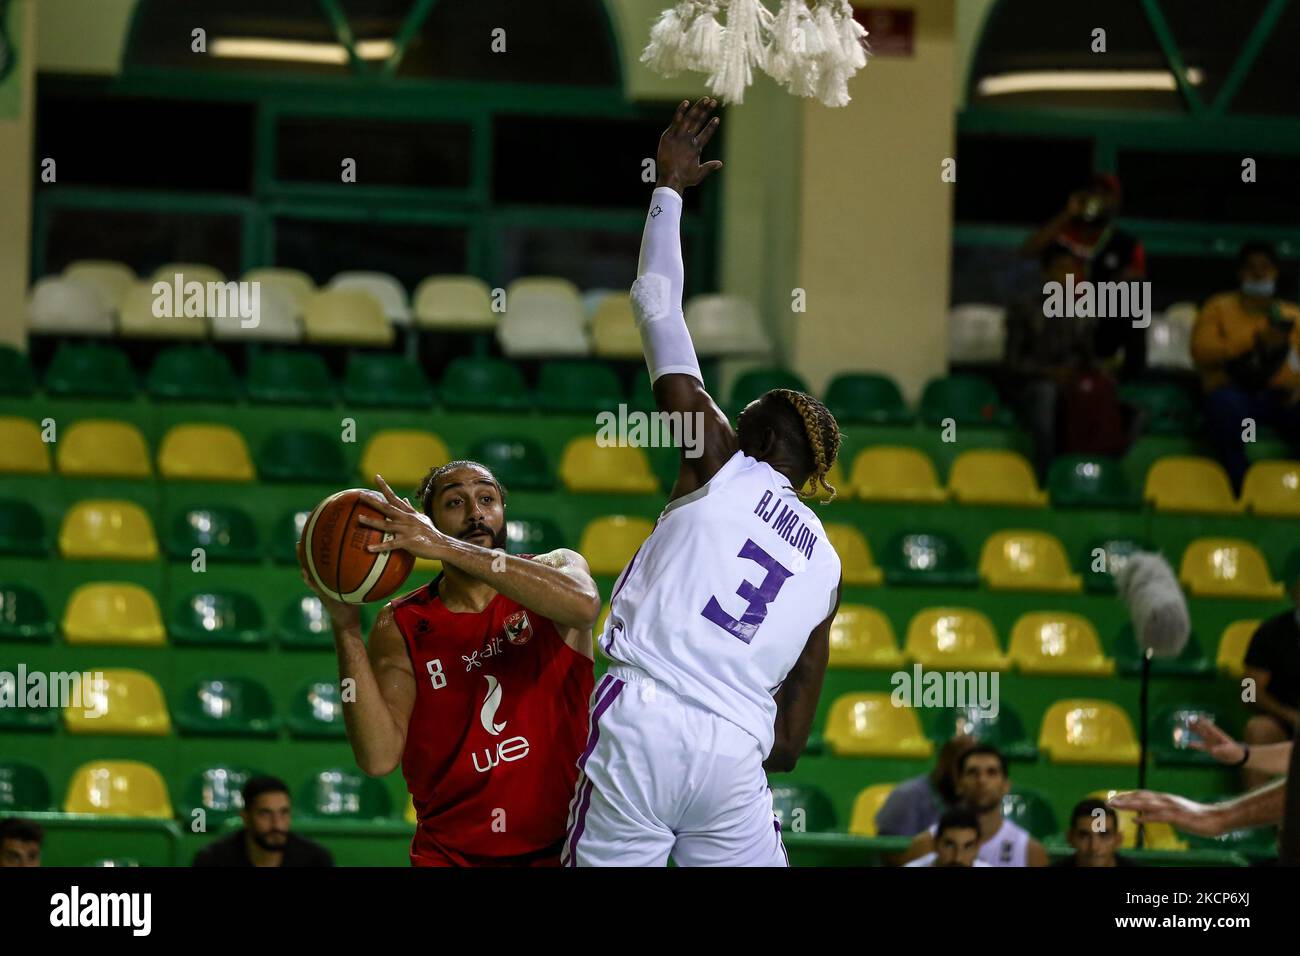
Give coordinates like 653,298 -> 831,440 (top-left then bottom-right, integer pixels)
630,186 -> 702,383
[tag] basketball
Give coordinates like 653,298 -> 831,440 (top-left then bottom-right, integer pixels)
300,489 -> 414,605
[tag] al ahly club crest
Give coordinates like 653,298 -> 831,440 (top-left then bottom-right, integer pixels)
503,610 -> 533,646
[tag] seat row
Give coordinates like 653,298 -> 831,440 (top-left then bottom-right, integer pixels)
30,262 -> 772,357
3,502 -> 1292,600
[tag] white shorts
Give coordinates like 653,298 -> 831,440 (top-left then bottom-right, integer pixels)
562,666 -> 788,867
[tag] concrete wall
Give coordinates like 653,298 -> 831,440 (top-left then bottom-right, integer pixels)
0,0 -> 35,350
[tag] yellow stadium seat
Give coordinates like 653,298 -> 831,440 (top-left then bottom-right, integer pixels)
979,530 -> 1081,592
62,583 -> 166,646
948,450 -> 1048,507
0,416 -> 51,474
823,524 -> 883,586
413,275 -> 496,331
829,604 -> 903,669
848,783 -> 896,836
559,437 -> 659,494
302,289 -> 395,347
1009,611 -> 1114,676
152,262 -> 226,287
58,500 -> 159,561
579,515 -> 654,576
412,557 -> 443,578
406,795 -> 418,825
57,420 -> 152,478
1089,790 -> 1187,851
1038,699 -> 1140,765
242,267 -> 316,313
808,459 -> 850,503
1144,456 -> 1243,514
118,280 -> 207,338
905,607 -> 1010,670
359,430 -> 451,488
850,446 -> 947,502
157,424 -> 255,481
591,295 -> 641,358
1216,619 -> 1260,679
64,260 -> 135,310
63,760 -> 174,818
823,692 -> 933,758
64,669 -> 172,736
1241,460 -> 1300,517
1179,538 -> 1283,599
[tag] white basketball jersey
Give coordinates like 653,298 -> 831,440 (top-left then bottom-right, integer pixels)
601,451 -> 841,755
927,818 -> 1032,867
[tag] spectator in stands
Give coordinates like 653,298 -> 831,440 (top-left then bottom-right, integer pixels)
0,817 -> 43,867
899,744 -> 1049,867
1055,798 -> 1132,867
875,734 -> 976,838
1242,564 -> 1300,789
1020,173 -> 1147,379
193,775 -> 333,867
903,808 -> 988,867
1192,241 -> 1300,493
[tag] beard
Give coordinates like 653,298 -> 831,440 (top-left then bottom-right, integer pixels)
461,521 -> 508,551
251,829 -> 289,852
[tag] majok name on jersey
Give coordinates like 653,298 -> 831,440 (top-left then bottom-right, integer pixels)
753,490 -> 818,561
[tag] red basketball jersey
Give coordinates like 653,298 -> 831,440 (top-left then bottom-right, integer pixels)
391,572 -> 594,866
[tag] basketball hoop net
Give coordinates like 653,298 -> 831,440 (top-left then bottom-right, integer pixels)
641,0 -> 870,107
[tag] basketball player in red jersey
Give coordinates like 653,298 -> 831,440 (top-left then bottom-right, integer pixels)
296,462 -> 598,866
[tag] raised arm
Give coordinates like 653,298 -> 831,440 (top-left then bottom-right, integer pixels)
1110,778 -> 1287,836
764,577 -> 840,773
297,541 -> 416,777
634,97 -> 737,500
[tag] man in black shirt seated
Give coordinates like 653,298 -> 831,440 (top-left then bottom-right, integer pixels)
193,776 -> 333,867
1243,563 -> 1300,789
1055,798 -> 1134,867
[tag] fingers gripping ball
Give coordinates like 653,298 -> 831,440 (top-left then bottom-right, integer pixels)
302,489 -> 414,604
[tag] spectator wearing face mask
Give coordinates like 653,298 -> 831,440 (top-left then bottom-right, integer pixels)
1021,174 -> 1147,379
1191,241 -> 1300,493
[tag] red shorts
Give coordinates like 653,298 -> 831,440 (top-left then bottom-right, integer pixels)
410,836 -> 564,868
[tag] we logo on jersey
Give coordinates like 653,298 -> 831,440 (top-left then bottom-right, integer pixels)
472,675 -> 530,774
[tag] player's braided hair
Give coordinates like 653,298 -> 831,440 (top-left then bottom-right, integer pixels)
770,389 -> 841,504
417,460 -> 507,517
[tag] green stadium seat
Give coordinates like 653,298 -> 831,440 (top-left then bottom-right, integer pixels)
0,346 -> 36,397
287,679 -> 347,739
0,761 -> 53,811
270,508 -> 311,564
823,372 -> 912,425
648,444 -> 679,493
505,516 -> 566,555
1115,625 -> 1212,677
0,499 -> 48,556
770,784 -> 837,833
342,353 -> 435,408
165,506 -> 261,562
1153,705 -> 1227,767
880,530 -> 978,587
1120,381 -> 1198,436
169,591 -> 269,647
439,357 -> 530,412
536,360 -> 625,414
1186,799 -> 1279,857
1048,455 -> 1140,509
927,705 -> 1037,761
299,767 -> 392,820
467,437 -> 555,491
1001,790 -> 1057,840
0,584 -> 56,642
920,374 -> 1012,427
277,596 -> 334,650
174,676 -> 279,738
178,765 -> 261,828
257,430 -> 349,483
146,346 -> 240,403
630,368 -> 656,413
0,668 -> 57,731
1080,537 -> 1153,594
728,368 -> 809,416
245,349 -> 336,405
43,342 -> 136,399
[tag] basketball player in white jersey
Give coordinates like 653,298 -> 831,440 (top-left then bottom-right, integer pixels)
900,744 -> 1049,867
563,98 -> 843,867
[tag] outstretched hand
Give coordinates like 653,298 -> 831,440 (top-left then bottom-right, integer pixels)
358,475 -> 452,561
1107,790 -> 1225,837
656,97 -> 723,195
1185,715 -> 1246,765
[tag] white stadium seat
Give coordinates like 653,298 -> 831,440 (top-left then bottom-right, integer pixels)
27,275 -> 114,336
948,303 -> 1006,364
496,277 -> 589,357
684,294 -> 771,357
328,271 -> 412,326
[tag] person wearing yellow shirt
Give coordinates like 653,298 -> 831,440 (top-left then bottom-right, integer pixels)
1191,241 -> 1300,492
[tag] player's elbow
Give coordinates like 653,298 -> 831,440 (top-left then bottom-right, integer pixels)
575,586 -> 602,632
355,746 -> 402,778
